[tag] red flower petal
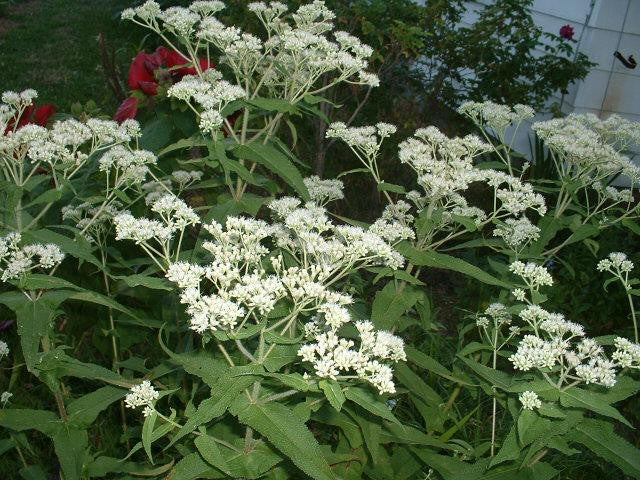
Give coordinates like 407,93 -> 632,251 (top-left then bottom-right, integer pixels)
128,51 -> 162,93
114,97 -> 139,123
33,104 -> 56,127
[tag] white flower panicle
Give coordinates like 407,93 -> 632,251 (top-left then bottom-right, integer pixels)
509,261 -> 553,290
493,217 -> 540,251
0,340 -> 9,359
299,318 -> 405,394
597,252 -> 634,274
123,0 -> 378,124
1,89 -> 143,189
125,380 -> 159,417
519,391 -> 541,410
459,101 -> 535,132
303,175 -> 344,205
532,114 -> 640,187
509,305 -> 634,388
0,391 -> 12,404
0,233 -> 65,282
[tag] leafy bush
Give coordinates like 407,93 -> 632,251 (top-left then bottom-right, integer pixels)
0,2 -> 639,480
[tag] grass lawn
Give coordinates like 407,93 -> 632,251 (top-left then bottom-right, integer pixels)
0,0 -> 138,113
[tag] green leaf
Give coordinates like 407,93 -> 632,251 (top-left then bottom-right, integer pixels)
67,386 -> 126,428
344,387 -> 399,424
397,245 -> 510,288
170,452 -> 218,480
319,380 -> 346,412
142,409 -> 158,463
195,435 -> 232,475
167,375 -> 256,447
0,409 -> 59,435
115,274 -> 173,291
51,426 -> 89,480
377,181 -> 406,194
158,136 -> 208,157
247,97 -> 298,114
231,397 -> 336,480
395,362 -> 442,407
88,456 -> 175,477
569,419 -> 640,478
23,228 -> 102,268
490,425 -> 519,467
371,282 -> 421,330
233,143 -> 309,200
559,388 -> 631,427
459,357 -> 512,391
406,346 -> 469,384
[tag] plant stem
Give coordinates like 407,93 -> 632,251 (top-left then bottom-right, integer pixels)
40,336 -> 68,422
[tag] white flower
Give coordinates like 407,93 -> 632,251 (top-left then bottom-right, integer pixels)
303,176 -> 344,205
0,391 -> 12,404
519,391 -> 541,410
509,261 -> 553,289
166,262 -> 205,289
0,340 -> 9,359
597,252 -> 634,274
125,380 -> 159,410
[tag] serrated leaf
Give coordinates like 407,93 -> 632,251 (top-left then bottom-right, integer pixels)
233,143 -> 309,200
194,435 -> 232,475
231,398 -> 336,480
344,387 -> 399,424
319,380 -> 346,411
397,245 -> 510,288
67,386 -> 126,428
371,282 -> 421,330
569,419 -> 640,478
142,409 -> 158,463
559,388 -> 631,427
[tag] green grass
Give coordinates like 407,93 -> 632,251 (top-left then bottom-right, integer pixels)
0,0 -> 138,112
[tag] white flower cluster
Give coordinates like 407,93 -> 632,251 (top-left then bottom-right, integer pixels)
612,337 -> 640,369
532,114 -> 640,184
157,199 -> 404,335
459,101 -> 535,132
509,261 -> 553,290
0,340 -> 9,359
369,201 -> 415,244
98,145 -> 157,186
0,233 -> 64,282
493,217 -> 540,252
398,127 -> 489,201
62,202 -> 122,244
124,0 -> 378,111
125,380 -> 159,417
518,391 -> 541,410
326,122 -> 396,159
0,391 -> 12,405
114,194 -> 200,262
507,305 -> 638,388
597,252 -> 634,275
1,89 -> 141,186
172,169 -> 203,187
167,71 -> 246,134
303,175 -> 344,205
299,319 -> 405,394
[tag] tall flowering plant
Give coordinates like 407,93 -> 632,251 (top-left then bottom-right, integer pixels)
0,2 -> 639,480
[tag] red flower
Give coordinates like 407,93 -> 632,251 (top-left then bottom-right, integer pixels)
128,51 -> 163,96
5,103 -> 56,133
33,104 -> 56,127
114,97 -> 139,123
559,24 -> 574,40
127,48 -> 214,98
157,47 -> 213,78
